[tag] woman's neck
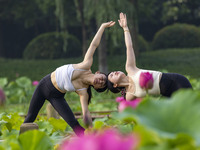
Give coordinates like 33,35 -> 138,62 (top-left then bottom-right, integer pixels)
82,72 -> 95,85
117,76 -> 130,88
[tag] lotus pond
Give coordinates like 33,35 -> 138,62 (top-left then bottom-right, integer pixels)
1,76 -> 200,150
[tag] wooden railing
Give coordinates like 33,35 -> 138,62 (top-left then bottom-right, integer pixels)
20,110 -> 118,120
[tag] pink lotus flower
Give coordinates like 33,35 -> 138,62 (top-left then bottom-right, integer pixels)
60,129 -> 138,150
116,96 -> 125,102
0,88 -> 6,106
139,72 -> 154,89
32,80 -> 39,86
116,97 -> 142,112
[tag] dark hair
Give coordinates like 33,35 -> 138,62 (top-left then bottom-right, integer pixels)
107,79 -> 121,93
107,72 -> 126,98
87,72 -> 108,105
87,86 -> 92,105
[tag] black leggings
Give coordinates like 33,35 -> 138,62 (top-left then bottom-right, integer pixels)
24,74 -> 84,136
159,73 -> 192,97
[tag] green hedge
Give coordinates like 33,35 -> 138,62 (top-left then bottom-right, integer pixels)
152,23 -> 200,50
138,35 -> 149,52
1,48 -> 200,81
23,32 -> 81,59
109,34 -> 149,55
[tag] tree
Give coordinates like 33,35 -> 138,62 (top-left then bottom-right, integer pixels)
0,0 -> 56,58
162,0 -> 200,25
129,0 -> 139,56
83,0 -> 135,73
137,0 -> 165,41
74,0 -> 87,56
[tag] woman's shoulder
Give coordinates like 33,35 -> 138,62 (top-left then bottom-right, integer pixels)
127,68 -> 141,76
73,63 -> 91,71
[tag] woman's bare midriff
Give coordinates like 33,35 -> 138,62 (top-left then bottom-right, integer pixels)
51,71 -> 66,93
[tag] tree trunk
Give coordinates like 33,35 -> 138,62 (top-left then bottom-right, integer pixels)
76,0 -> 87,56
55,0 -> 68,52
98,34 -> 108,74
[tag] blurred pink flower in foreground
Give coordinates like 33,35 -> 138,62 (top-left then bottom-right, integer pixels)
116,96 -> 125,102
116,97 -> 142,112
60,129 -> 138,150
0,88 -> 6,106
32,81 -> 39,86
139,72 -> 154,90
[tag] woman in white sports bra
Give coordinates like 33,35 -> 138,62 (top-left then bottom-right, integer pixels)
22,21 -> 116,136
107,13 -> 192,101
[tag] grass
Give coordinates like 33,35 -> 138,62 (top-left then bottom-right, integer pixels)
137,48 -> 200,78
0,48 -> 200,81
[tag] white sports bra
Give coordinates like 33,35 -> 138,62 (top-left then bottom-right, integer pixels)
55,64 -> 87,92
127,69 -> 162,97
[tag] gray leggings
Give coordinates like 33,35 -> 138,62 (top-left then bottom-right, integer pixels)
24,74 -> 84,136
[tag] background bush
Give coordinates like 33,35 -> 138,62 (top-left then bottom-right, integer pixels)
152,23 -> 200,50
1,48 -> 200,81
108,34 -> 149,56
23,32 -> 81,59
138,35 -> 149,52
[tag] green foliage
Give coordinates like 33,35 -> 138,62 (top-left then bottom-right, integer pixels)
138,35 -> 149,52
93,120 -> 105,130
1,48 -> 200,81
83,0 -> 135,53
48,118 -> 67,132
162,0 -> 200,24
114,90 -> 200,149
1,88 -> 200,149
0,78 -> 8,89
136,48 -> 200,79
108,34 -> 149,55
152,23 -> 200,50
1,77 -> 35,104
23,32 -> 81,59
19,130 -> 53,150
0,112 -> 23,137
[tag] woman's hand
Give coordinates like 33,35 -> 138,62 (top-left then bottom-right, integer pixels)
83,114 -> 93,128
101,21 -> 115,28
118,12 -> 127,29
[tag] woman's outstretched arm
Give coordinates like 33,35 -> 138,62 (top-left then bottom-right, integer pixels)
77,90 -> 93,127
118,13 -> 138,73
78,21 -> 115,70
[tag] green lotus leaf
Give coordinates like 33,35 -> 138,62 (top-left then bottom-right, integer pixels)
48,118 -> 67,132
15,77 -> 32,89
115,89 -> 200,146
19,130 -> 53,150
0,78 -> 8,88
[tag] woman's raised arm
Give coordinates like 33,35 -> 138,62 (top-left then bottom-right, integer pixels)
118,13 -> 138,73
79,21 -> 115,70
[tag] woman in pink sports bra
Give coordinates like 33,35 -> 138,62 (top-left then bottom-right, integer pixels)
107,13 -> 192,100
22,21 -> 116,136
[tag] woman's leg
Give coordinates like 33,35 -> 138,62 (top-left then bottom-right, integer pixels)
49,97 -> 84,136
24,82 -> 46,123
24,74 -> 52,123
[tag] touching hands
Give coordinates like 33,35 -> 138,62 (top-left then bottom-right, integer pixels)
118,12 -> 127,29
101,21 -> 115,28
